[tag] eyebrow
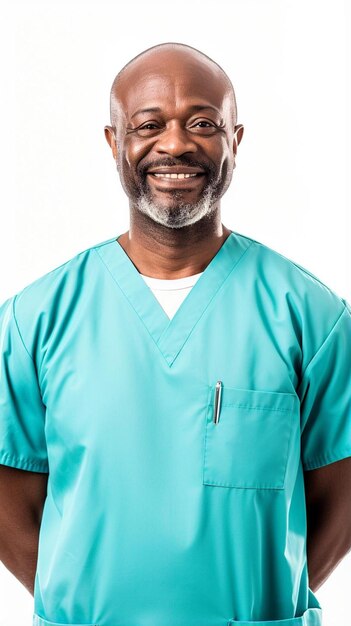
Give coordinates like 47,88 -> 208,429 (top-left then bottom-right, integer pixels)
130,104 -> 221,120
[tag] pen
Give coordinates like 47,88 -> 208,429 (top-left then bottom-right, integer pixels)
213,380 -> 222,424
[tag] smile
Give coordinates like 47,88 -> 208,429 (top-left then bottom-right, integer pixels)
147,172 -> 205,187
152,173 -> 198,179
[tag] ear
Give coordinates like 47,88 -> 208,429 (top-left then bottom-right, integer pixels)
104,125 -> 117,160
233,124 -> 244,157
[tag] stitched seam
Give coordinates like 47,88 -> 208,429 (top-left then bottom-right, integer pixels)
246,236 -> 346,295
280,404 -> 295,488
10,242 -> 116,364
208,403 -> 293,412
0,451 -> 49,472
298,305 -> 347,383
303,448 -> 351,469
202,405 -> 211,486
12,294 -> 34,361
203,480 -> 284,490
171,240 -> 254,363
93,247 -> 167,361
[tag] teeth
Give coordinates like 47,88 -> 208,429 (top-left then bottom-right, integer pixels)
153,173 -> 198,179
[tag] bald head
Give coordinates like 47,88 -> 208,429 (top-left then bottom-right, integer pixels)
109,42 -> 238,130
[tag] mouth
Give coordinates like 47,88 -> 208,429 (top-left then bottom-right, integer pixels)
146,172 -> 206,188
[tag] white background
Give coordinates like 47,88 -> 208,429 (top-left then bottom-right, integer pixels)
0,1 -> 350,625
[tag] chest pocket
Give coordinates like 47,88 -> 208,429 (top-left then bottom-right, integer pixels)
203,385 -> 298,489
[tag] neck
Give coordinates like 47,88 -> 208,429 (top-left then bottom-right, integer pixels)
116,210 -> 232,279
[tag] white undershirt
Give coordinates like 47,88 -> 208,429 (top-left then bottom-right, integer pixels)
140,272 -> 204,319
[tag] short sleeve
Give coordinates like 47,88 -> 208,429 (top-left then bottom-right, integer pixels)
298,300 -> 351,471
0,294 -> 49,473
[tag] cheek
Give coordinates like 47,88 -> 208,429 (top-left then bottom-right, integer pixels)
216,156 -> 233,185
124,138 -> 151,169
221,137 -> 236,167
214,146 -> 235,191
208,137 -> 232,168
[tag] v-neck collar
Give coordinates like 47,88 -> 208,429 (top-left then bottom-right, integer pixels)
94,232 -> 253,367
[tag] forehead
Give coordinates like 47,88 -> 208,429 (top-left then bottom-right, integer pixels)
116,54 -> 231,119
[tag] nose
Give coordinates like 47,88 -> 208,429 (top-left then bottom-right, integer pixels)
155,121 -> 197,156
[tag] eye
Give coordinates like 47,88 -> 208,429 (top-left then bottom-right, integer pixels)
131,122 -> 161,137
194,121 -> 215,127
189,119 -> 219,134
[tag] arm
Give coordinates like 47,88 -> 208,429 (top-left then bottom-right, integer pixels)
0,464 -> 48,596
304,456 -> 351,592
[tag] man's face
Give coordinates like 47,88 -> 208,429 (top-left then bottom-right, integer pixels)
105,53 -> 243,229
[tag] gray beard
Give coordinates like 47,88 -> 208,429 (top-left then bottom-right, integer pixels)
135,185 -> 216,229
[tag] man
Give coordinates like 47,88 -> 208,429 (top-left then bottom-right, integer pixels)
0,42 -> 350,626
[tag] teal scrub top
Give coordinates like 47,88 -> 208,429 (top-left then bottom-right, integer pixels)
1,231 -> 350,626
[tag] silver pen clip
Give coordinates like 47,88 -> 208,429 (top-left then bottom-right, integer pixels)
213,380 -> 222,424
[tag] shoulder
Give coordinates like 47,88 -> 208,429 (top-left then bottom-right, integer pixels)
2,236 -> 117,344
234,230 -> 346,308
233,230 -> 349,350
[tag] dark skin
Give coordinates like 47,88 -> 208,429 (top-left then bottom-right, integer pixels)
304,457 -> 351,591
1,46 -> 350,599
0,465 -> 48,596
104,46 -> 244,278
